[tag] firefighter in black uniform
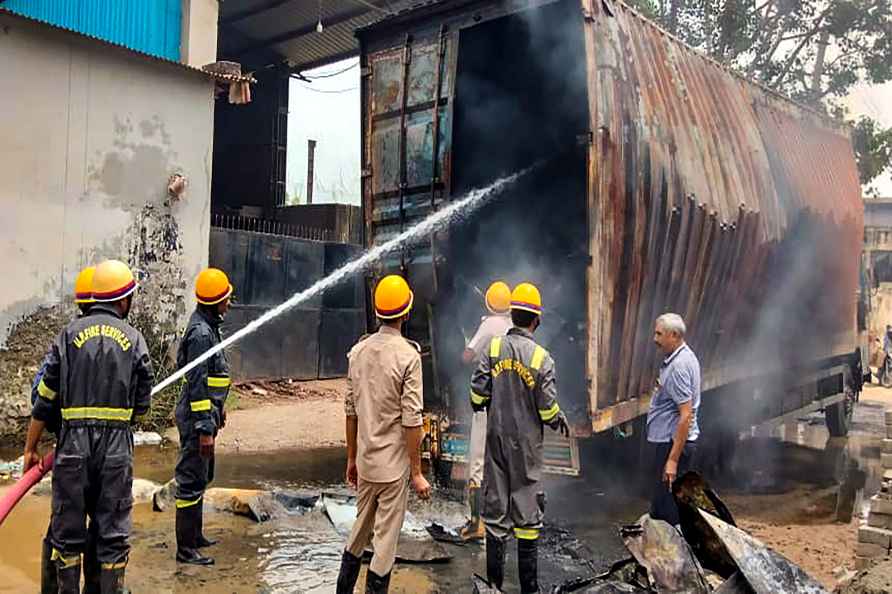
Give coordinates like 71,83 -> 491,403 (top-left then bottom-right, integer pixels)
31,266 -> 103,593
174,268 -> 233,566
24,259 -> 154,594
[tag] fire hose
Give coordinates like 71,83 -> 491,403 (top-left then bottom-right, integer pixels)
0,451 -> 54,525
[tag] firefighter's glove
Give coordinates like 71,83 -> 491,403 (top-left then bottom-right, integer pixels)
199,434 -> 215,459
549,411 -> 570,438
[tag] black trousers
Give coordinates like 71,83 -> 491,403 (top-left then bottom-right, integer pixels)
648,440 -> 697,526
51,426 -> 133,564
175,428 -> 215,504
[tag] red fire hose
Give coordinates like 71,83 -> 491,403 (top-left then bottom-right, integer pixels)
0,451 -> 54,526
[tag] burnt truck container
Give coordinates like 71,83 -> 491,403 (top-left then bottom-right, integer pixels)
356,0 -> 866,470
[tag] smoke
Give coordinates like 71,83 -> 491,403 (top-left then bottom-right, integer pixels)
429,0 -> 591,422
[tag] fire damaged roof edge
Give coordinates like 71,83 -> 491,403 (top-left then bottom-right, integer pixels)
0,8 -> 257,84
355,0 -> 849,134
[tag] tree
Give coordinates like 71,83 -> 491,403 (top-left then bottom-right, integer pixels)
627,0 -> 892,188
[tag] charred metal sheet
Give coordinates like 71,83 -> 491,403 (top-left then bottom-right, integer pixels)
697,509 -> 829,594
714,572 -> 756,594
673,472 -> 739,577
582,0 -> 862,428
621,515 -> 710,593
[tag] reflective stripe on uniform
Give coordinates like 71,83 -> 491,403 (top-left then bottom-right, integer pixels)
489,337 -> 502,358
61,407 -> 133,422
470,390 -> 490,406
37,379 -> 57,401
530,345 -> 547,371
51,549 -> 81,568
190,399 -> 212,412
539,402 -> 560,422
514,527 -> 540,540
207,376 -> 231,388
101,561 -> 128,570
176,496 -> 203,509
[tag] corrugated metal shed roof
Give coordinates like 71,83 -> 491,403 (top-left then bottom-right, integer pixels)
1,0 -> 182,60
220,0 -> 417,70
0,8 -> 256,83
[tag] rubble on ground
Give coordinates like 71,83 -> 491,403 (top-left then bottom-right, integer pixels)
234,378 -> 345,401
835,557 -> 892,594
528,472 -> 830,594
151,480 -> 452,563
133,431 -> 163,446
0,305 -> 70,444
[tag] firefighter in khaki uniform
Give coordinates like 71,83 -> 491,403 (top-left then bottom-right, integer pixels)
470,283 -> 569,594
336,275 -> 432,594
459,281 -> 513,541
24,259 -> 154,594
174,268 -> 234,566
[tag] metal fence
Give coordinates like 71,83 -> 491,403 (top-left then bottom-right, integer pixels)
212,213 -> 334,242
209,227 -> 366,380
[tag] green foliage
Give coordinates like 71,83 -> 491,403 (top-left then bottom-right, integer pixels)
625,0 -> 892,186
852,116 -> 892,192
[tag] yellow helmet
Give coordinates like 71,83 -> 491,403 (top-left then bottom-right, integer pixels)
485,281 -> 511,314
91,260 -> 137,303
195,268 -> 233,305
74,266 -> 96,304
375,275 -> 414,320
510,282 -> 542,315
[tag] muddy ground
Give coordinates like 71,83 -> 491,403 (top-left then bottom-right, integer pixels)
163,379 -> 348,452
1,384 -> 890,593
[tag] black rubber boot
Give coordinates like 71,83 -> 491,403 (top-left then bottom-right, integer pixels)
195,499 -> 218,548
517,538 -> 539,594
335,550 -> 363,594
485,533 -> 506,591
82,526 -> 100,594
176,506 -> 214,565
99,565 -> 127,594
56,560 -> 81,594
365,570 -> 392,594
40,537 -> 57,594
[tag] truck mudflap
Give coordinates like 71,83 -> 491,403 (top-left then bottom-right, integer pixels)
439,431 -> 580,478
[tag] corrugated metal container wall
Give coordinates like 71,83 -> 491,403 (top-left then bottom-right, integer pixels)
3,0 -> 181,60
581,0 -> 863,430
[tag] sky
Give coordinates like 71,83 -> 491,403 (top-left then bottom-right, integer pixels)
286,58 -> 361,206
286,58 -> 892,205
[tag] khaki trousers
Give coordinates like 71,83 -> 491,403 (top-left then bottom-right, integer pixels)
467,410 -> 487,486
345,471 -> 409,576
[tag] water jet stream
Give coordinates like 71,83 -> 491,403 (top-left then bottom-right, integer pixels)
151,168 -> 532,396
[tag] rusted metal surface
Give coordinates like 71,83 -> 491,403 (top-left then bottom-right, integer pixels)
358,0 -> 864,431
584,0 -> 863,428
698,510 -> 828,594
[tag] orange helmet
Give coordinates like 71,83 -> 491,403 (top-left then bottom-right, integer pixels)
374,275 -> 413,320
485,281 -> 511,314
510,283 -> 542,315
196,268 -> 233,305
91,260 -> 137,303
74,266 -> 96,304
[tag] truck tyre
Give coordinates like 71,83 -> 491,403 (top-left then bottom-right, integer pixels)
825,399 -> 851,437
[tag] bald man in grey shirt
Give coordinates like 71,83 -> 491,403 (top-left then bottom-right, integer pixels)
646,313 -> 701,526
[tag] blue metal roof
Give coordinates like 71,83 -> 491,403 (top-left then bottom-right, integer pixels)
2,0 -> 181,61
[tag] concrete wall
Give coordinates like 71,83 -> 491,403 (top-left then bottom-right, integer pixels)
180,0 -> 219,68
0,14 -> 215,345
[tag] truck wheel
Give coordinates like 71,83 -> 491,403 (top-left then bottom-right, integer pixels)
825,399 -> 852,437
